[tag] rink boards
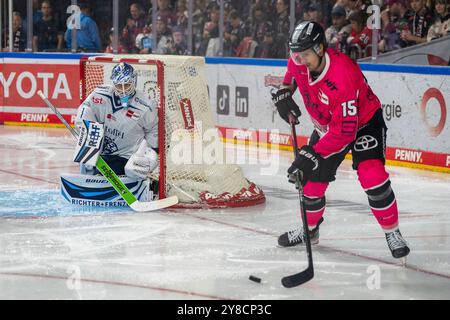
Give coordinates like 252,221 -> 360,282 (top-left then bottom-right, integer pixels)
0,53 -> 449,173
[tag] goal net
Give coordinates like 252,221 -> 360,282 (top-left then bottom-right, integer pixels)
80,55 -> 265,208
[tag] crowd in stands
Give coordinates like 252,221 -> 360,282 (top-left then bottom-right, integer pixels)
2,0 -> 449,60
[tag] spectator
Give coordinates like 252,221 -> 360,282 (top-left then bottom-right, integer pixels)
224,10 -> 247,56
299,1 -> 334,28
64,2 -> 101,52
235,35 -> 259,57
175,0 -> 188,30
167,25 -> 188,55
134,15 -> 173,55
347,10 -> 372,58
122,3 -> 147,53
105,28 -> 127,54
253,22 -> 284,58
33,0 -> 63,52
401,0 -> 434,46
273,32 -> 290,59
319,0 -> 336,29
427,0 -> 450,41
254,21 -> 275,58
23,0 -> 43,35
379,0 -> 412,52
33,0 -> 43,23
335,0 -> 361,19
154,16 -> 173,54
208,3 -> 221,26
325,5 -> 352,51
197,21 -> 220,56
196,3 -> 221,56
135,25 -> 153,54
274,0 -> 291,36
151,0 -> 177,27
351,0 -> 369,14
249,3 -> 268,41
334,0 -> 350,17
306,3 -> 325,28
2,12 -> 26,52
228,0 -> 249,18
192,0 -> 208,54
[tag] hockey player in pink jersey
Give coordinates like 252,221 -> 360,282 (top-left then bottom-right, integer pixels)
272,21 -> 410,259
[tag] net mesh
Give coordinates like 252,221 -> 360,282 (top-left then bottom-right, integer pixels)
81,54 -> 265,208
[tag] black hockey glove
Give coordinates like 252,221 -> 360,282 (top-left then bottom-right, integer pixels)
288,145 -> 322,185
271,88 -> 301,124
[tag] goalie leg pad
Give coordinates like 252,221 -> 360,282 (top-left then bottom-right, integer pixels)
303,181 -> 328,228
60,173 -> 152,206
357,159 -> 398,230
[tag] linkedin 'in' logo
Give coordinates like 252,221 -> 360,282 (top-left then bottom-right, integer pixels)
217,85 -> 229,115
235,87 -> 249,117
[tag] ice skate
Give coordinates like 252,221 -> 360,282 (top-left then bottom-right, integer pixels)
278,217 -> 324,247
385,229 -> 410,263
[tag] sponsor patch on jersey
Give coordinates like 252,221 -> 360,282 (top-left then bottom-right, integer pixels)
92,96 -> 104,104
318,89 -> 329,105
103,136 -> 119,154
324,79 -> 338,91
126,109 -> 140,120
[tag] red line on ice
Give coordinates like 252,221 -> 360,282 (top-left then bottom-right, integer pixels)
0,271 -> 233,300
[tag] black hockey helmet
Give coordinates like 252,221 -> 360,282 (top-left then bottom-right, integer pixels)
289,21 -> 326,54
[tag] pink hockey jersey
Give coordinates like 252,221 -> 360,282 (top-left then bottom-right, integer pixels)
283,48 -> 381,158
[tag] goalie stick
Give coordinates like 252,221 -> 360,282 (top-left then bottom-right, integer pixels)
281,115 -> 314,288
37,90 -> 178,212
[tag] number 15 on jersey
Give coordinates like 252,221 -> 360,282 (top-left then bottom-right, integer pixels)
342,100 -> 357,117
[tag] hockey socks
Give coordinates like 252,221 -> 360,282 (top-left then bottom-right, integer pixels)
303,182 -> 328,228
357,160 -> 399,230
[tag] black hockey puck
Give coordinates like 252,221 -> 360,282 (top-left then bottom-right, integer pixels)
249,275 -> 261,283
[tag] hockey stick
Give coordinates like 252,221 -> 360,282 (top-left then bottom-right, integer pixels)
37,90 -> 178,212
281,115 -> 314,288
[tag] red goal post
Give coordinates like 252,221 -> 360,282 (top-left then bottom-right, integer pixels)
80,55 -> 265,208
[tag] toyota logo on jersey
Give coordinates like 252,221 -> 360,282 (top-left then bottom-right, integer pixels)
354,135 -> 378,151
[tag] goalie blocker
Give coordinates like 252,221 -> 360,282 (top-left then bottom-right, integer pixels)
73,119 -> 104,168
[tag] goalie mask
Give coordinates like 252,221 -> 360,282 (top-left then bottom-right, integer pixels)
111,62 -> 137,106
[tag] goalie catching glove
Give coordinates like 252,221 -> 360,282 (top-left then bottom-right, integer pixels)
288,145 -> 323,185
125,141 -> 158,180
271,87 -> 302,124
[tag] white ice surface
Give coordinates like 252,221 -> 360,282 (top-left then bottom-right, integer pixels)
0,126 -> 449,300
